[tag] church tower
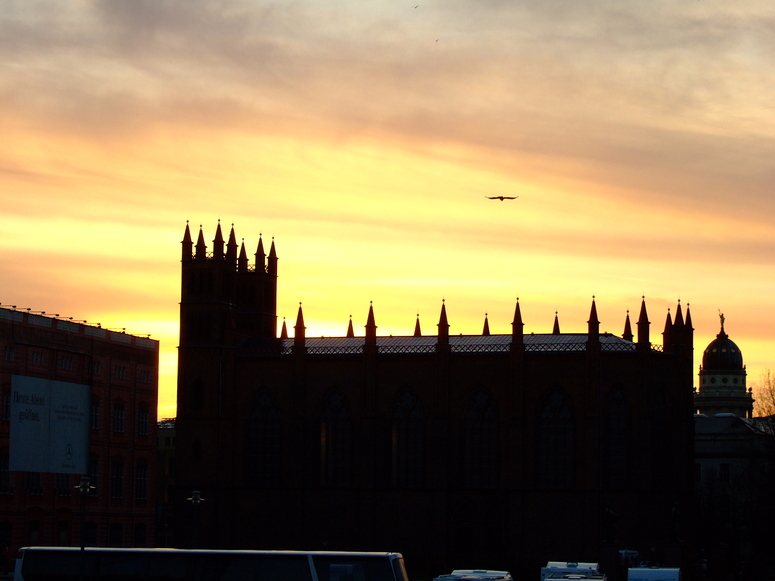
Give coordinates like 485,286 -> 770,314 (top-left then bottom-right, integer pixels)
694,313 -> 753,418
179,222 -> 278,349
176,222 -> 279,513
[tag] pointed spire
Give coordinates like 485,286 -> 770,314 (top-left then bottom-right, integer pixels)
552,311 -> 561,335
437,300 -> 449,345
365,302 -> 377,345
255,235 -> 266,273
685,302 -> 694,351
622,310 -> 633,342
213,220 -> 225,259
482,313 -> 490,336
238,240 -> 248,272
280,317 -> 288,340
294,303 -> 305,347
226,224 -> 238,263
674,300 -> 684,327
414,313 -> 422,337
587,296 -> 600,342
346,315 -> 355,338
663,308 -> 673,350
637,296 -> 650,345
511,298 -> 524,344
267,238 -> 278,276
195,225 -> 207,259
182,221 -> 193,260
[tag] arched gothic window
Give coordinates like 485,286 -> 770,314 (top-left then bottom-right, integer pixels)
464,391 -> 498,488
248,393 -> 281,486
539,389 -> 574,489
607,388 -> 628,488
392,391 -> 423,488
320,392 -> 351,487
652,390 -> 671,490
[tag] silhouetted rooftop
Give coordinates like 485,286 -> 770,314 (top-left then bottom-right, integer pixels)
239,332 -> 647,356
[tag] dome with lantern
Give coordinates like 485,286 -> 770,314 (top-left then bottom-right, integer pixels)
695,313 -> 752,419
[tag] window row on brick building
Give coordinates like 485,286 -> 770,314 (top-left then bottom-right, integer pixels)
0,451 -> 150,501
0,342 -> 154,387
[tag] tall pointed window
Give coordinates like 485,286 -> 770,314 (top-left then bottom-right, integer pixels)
392,391 -> 423,488
652,390 -> 671,490
464,391 -> 498,488
113,401 -> 124,433
539,389 -> 574,489
137,405 -> 149,437
111,458 -> 124,499
248,393 -> 281,486
607,388 -> 628,488
320,392 -> 351,487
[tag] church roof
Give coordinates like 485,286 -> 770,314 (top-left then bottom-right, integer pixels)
239,332 -> 640,356
702,325 -> 744,371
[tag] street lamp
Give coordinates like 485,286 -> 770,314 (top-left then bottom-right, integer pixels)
76,476 -> 95,551
186,490 -> 204,549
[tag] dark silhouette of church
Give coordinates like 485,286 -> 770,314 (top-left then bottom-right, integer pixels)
173,223 -> 695,578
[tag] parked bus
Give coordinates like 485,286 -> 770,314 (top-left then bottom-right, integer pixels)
13,547 -> 409,581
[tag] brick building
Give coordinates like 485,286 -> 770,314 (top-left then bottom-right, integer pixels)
173,222 -> 695,579
0,306 -> 159,558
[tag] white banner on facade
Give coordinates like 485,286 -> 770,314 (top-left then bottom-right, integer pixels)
9,375 -> 90,474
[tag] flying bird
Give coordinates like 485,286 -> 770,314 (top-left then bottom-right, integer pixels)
485,196 -> 519,201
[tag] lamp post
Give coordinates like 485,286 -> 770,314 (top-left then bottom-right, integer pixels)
76,476 -> 94,551
186,491 -> 204,549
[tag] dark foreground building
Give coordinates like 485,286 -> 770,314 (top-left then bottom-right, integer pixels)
173,223 -> 695,578
0,306 -> 159,558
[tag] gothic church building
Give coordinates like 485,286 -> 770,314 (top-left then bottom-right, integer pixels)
173,223 -> 695,578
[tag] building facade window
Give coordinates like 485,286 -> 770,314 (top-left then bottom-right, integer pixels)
87,360 -> 101,376
137,405 -> 149,436
110,458 -> 123,499
607,388 -> 629,489
31,351 -> 45,367
113,365 -> 127,381
392,391 -> 423,488
59,355 -> 74,371
719,462 -> 731,483
3,346 -> 14,362
28,520 -> 41,545
463,391 -> 498,489
539,389 -> 574,489
320,392 -> 351,487
135,461 -> 148,500
91,399 -> 100,430
113,402 -> 124,433
248,393 -> 281,487
652,391 -> 671,490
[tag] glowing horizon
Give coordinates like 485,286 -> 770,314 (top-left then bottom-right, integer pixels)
2,0 -> 775,418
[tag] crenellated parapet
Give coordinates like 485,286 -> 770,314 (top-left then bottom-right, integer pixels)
179,221 -> 278,345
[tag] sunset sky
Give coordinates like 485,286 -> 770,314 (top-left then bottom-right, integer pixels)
2,0 -> 775,418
